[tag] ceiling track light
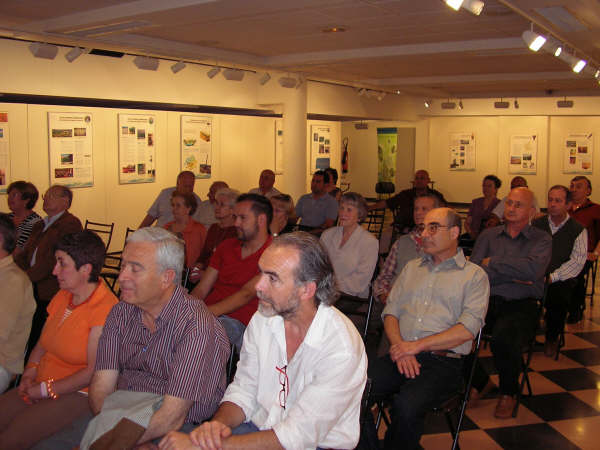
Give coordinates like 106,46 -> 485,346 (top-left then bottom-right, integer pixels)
572,58 -> 587,73
494,98 -> 510,108
514,98 -> 519,109
424,99 -> 431,108
557,97 -> 573,108
133,56 -> 159,71
458,100 -> 464,110
444,0 -> 484,15
207,66 -> 221,79
222,68 -> 245,81
65,46 -> 86,62
295,77 -> 304,89
259,73 -> 271,85
445,0 -> 464,11
522,29 -> 546,52
377,92 -> 386,101
554,45 -> 562,57
29,42 -> 59,60
170,61 -> 186,73
278,76 -> 297,88
441,99 -> 456,109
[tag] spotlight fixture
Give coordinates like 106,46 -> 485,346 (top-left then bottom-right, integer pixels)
595,70 -> 600,79
441,99 -> 456,109
170,61 -> 186,74
259,73 -> 271,85
377,92 -> 386,101
133,56 -> 159,71
514,98 -> 519,109
278,76 -> 297,88
458,100 -> 464,110
522,30 -> 546,52
494,98 -> 510,108
223,68 -> 244,81
358,88 -> 367,97
445,0 -> 463,11
207,66 -> 221,79
29,42 -> 58,60
462,0 -> 484,15
354,121 -> 368,130
554,45 -> 562,57
424,99 -> 431,108
396,90 -> 401,95
557,97 -> 574,108
65,47 -> 85,62
572,58 -> 587,73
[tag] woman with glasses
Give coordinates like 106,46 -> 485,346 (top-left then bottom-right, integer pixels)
320,192 -> 378,299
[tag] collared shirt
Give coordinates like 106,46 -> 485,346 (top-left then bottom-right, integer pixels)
95,285 -> 230,423
222,304 -> 367,450
31,210 -> 66,266
471,224 -> 552,299
249,186 -> 281,199
546,216 -> 588,283
382,249 -> 489,355
295,193 -> 338,228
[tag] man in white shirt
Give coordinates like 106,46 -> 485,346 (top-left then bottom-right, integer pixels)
249,169 -> 280,199
160,232 -> 367,450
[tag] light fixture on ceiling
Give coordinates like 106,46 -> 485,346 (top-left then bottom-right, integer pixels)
29,42 -> 58,60
133,56 -> 159,71
278,76 -> 297,88
396,90 -> 401,95
458,99 -> 464,110
522,30 -> 547,52
557,97 -> 574,108
377,92 -> 386,101
572,58 -> 587,73
354,121 -> 368,130
322,26 -> 346,33
223,68 -> 245,81
595,70 -> 600,79
65,47 -> 85,62
445,0 -> 463,11
358,88 -> 367,96
170,61 -> 186,74
444,0 -> 484,15
554,45 -> 562,57
207,66 -> 221,79
514,98 -> 519,109
441,99 -> 456,109
424,99 -> 431,108
259,73 -> 271,85
494,98 -> 510,108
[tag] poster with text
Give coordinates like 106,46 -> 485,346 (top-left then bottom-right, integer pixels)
509,135 -> 538,174
181,115 -> 212,179
449,132 -> 476,170
48,112 -> 93,188
563,133 -> 593,174
118,114 -> 156,184
275,119 -> 283,174
0,112 -> 9,193
310,125 -> 331,173
377,128 -> 397,183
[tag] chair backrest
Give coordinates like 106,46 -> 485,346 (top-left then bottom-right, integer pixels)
365,208 -> 386,240
85,220 -> 115,251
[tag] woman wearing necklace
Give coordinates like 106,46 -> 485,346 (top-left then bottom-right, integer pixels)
0,231 -> 118,449
320,192 -> 379,300
190,187 -> 239,283
163,191 -> 206,270
269,194 -> 295,237
7,181 -> 41,255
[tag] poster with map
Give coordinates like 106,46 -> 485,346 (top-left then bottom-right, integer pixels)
181,115 -> 212,179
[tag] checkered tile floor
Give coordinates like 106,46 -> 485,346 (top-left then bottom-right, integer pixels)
377,283 -> 600,449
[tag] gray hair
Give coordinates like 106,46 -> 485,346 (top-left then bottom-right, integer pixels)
215,187 -> 240,208
127,227 -> 184,283
271,232 -> 339,307
340,192 -> 368,222
444,208 -> 462,230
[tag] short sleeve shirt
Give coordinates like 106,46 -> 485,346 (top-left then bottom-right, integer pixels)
295,193 -> 338,228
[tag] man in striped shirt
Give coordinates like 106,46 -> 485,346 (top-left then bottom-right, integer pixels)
87,228 -> 230,446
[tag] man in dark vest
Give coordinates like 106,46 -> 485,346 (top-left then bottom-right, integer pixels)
533,185 -> 587,356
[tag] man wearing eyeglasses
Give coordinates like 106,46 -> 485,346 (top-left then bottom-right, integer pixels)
368,207 -> 489,450
160,232 -> 368,450
470,187 -> 551,418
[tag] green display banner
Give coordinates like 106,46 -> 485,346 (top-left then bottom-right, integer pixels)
377,128 -> 397,182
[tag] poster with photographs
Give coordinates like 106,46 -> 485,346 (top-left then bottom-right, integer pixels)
509,135 -> 538,174
48,112 -> 93,188
449,132 -> 476,171
563,133 -> 593,174
310,125 -> 331,173
181,115 -> 212,179
118,114 -> 156,184
0,112 -> 9,193
274,119 -> 283,174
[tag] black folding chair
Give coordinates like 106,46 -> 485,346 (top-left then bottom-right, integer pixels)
365,208 -> 386,240
584,259 -> 598,305
84,219 -> 115,251
227,343 -> 239,385
100,227 -> 135,295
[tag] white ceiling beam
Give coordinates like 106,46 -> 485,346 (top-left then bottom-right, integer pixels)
364,71 -> 582,85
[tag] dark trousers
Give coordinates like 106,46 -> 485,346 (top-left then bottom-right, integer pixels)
570,260 -> 592,316
27,286 -> 49,358
369,352 -> 463,450
471,296 -> 538,395
546,279 -> 576,342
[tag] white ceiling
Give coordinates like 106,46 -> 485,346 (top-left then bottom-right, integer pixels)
2,0 -> 600,98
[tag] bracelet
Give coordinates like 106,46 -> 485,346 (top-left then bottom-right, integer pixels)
45,378 -> 59,400
25,361 -> 40,370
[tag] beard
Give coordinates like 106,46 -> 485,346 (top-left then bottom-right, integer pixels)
237,223 -> 259,242
257,290 -> 300,320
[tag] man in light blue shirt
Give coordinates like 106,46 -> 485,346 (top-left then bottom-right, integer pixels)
295,170 -> 338,235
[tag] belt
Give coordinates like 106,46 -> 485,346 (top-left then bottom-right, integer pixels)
431,350 -> 463,359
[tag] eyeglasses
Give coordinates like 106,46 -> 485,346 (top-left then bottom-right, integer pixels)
416,222 -> 450,235
276,364 -> 289,409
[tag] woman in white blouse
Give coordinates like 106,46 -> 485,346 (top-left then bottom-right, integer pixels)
320,192 -> 379,298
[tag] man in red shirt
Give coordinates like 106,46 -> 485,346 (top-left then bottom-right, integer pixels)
568,176 -> 600,323
191,193 -> 272,349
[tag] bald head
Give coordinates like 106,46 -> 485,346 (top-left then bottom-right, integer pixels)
259,170 -> 276,191
414,170 -> 431,190
504,187 -> 534,227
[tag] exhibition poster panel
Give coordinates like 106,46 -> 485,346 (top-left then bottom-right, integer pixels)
48,112 -> 93,188
181,115 -> 212,179
509,135 -> 538,174
119,114 -> 156,184
563,133 -> 593,174
310,125 -> 331,173
377,128 -> 397,183
449,132 -> 476,171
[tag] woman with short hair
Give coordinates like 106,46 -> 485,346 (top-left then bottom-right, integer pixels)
7,181 -> 41,252
269,194 -> 295,236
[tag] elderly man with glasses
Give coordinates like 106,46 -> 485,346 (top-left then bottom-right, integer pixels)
368,207 -> 489,450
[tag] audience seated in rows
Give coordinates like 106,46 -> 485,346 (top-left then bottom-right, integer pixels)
465,174 -> 501,239
248,169 -> 280,199
487,175 -> 540,227
567,175 -> 600,323
0,231 -> 117,449
470,187 -> 551,418
373,193 -> 440,303
295,170 -> 338,235
320,192 -> 378,299
163,190 -> 207,269
269,193 -> 295,236
191,193 -> 273,350
7,181 -> 41,255
15,185 -> 83,352
368,208 -> 489,449
0,214 -> 35,393
532,185 -> 587,356
161,232 -> 367,450
368,170 -> 446,235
